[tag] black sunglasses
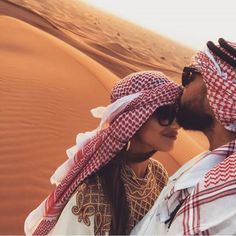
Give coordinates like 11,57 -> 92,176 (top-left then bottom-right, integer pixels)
182,67 -> 200,87
154,104 -> 177,126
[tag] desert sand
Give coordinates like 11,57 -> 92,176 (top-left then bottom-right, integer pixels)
0,0 -> 208,234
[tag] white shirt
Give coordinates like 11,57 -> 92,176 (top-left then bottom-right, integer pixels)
131,147 -> 236,235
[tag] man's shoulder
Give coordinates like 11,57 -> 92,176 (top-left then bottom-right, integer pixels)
203,151 -> 236,189
178,152 -> 236,235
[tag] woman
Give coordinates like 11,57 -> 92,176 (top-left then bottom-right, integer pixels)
24,71 -> 182,235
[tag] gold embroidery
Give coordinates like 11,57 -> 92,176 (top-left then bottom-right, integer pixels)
121,159 -> 168,233
72,177 -> 111,235
72,159 -> 168,235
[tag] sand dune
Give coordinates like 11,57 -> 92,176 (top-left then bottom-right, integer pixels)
2,0 -> 195,79
0,1 -> 208,234
0,15 -> 119,234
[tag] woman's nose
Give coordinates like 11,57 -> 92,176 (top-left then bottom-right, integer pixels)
171,119 -> 180,129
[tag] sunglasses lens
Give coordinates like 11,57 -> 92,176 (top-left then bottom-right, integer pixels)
154,105 -> 176,126
182,67 -> 199,87
182,75 -> 189,87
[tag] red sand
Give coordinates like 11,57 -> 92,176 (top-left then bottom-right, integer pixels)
0,0 -> 208,234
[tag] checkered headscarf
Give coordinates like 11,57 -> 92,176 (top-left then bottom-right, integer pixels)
25,71 -> 182,235
191,39 -> 236,131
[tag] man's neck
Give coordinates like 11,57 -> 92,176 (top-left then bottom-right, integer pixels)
204,123 -> 236,151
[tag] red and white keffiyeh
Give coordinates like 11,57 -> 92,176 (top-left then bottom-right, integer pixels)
24,71 -> 182,235
130,140 -> 236,236
173,140 -> 236,235
191,40 -> 236,131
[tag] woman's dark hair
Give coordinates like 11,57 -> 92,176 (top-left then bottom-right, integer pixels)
97,147 -> 129,235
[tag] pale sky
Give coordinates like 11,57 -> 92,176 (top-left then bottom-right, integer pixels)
81,0 -> 236,49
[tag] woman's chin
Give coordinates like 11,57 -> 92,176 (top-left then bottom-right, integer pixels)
157,144 -> 174,152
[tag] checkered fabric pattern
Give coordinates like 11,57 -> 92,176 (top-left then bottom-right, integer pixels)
32,71 -> 182,235
174,140 -> 236,235
191,40 -> 236,131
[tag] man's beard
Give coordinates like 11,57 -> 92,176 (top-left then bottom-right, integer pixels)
176,102 -> 214,131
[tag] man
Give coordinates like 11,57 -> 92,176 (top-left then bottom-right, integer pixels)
131,38 -> 236,235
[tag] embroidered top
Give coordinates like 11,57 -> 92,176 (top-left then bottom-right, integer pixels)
71,159 -> 168,235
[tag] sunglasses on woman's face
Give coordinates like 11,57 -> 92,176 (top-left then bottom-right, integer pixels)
182,67 -> 200,87
154,104 -> 177,126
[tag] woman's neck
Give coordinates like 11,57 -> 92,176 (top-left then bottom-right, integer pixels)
126,160 -> 149,178
124,149 -> 156,178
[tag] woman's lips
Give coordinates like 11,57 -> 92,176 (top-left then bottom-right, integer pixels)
162,131 -> 178,140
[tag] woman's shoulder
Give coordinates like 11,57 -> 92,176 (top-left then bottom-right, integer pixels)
149,158 -> 168,175
75,174 -> 105,203
149,159 -> 168,185
72,174 -> 111,234
73,174 -> 111,213
52,175 -> 111,235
